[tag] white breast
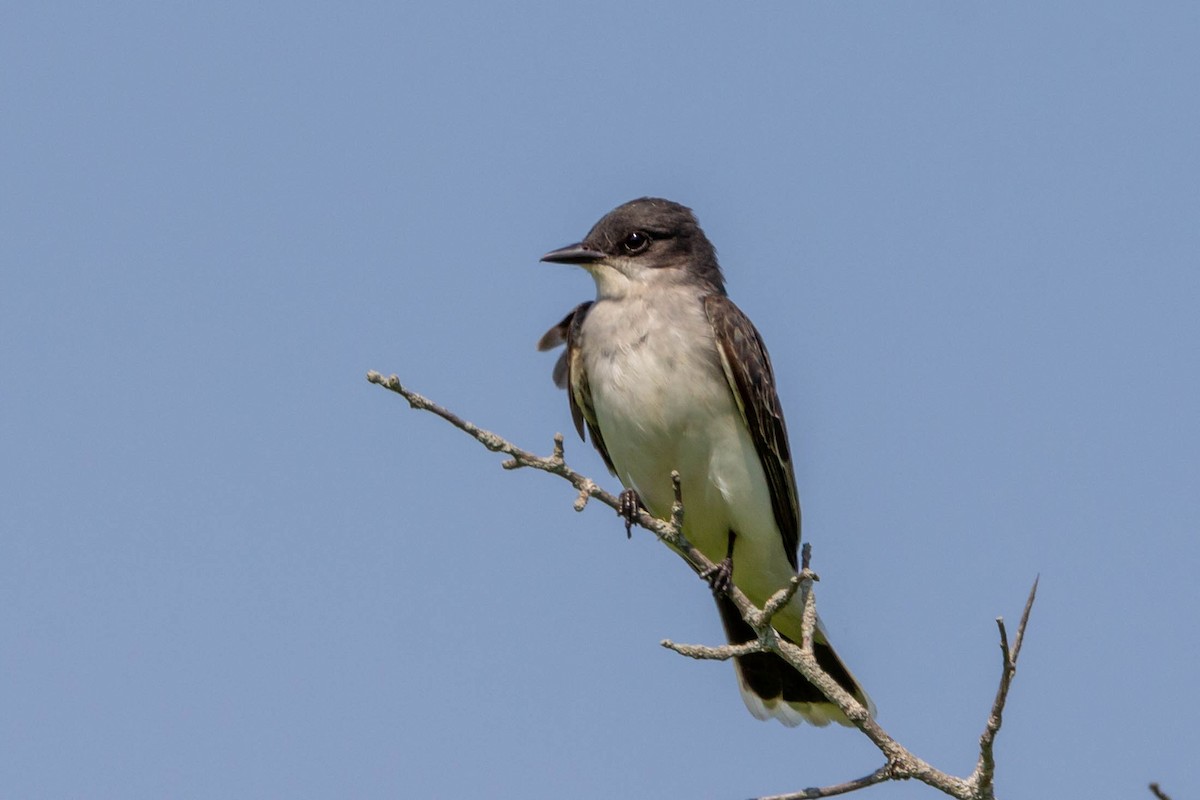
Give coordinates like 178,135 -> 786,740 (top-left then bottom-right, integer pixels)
580,289 -> 795,601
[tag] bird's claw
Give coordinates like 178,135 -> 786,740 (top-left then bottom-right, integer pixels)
617,488 -> 641,539
701,557 -> 734,596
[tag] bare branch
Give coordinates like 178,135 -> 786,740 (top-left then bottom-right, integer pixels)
797,566 -> 820,655
758,575 -> 802,629
369,372 -> 1039,800
970,577 -> 1040,797
660,638 -> 762,660
758,766 -> 892,800
1149,783 -> 1173,800
669,470 -> 685,534
1011,575 -> 1039,665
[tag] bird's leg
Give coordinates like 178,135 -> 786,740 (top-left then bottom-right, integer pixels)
701,530 -> 736,595
617,488 -> 643,539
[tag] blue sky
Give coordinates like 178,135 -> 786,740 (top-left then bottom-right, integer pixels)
3,3 -> 1197,798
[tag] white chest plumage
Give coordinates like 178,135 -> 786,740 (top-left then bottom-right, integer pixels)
579,288 -> 794,598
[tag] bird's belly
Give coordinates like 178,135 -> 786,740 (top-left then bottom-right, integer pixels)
590,352 -> 732,519
587,347 -> 795,599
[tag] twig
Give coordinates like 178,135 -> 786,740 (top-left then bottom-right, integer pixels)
758,575 -> 802,629
757,766 -> 892,800
970,577 -> 1039,798
366,372 -> 705,562
1149,783 -> 1172,800
1011,575 -> 1039,664
369,372 -> 1039,799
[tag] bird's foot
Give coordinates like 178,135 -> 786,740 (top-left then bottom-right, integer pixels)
617,488 -> 642,539
701,557 -> 734,596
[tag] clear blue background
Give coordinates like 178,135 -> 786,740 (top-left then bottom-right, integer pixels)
3,3 -> 1197,798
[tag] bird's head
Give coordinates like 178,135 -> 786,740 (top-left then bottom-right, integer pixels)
541,197 -> 725,299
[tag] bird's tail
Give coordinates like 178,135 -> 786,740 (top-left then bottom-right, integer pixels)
714,594 -> 874,727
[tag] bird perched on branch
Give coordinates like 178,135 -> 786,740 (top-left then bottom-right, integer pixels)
538,197 -> 873,726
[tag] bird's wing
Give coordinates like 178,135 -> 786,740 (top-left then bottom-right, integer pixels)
537,302 -> 617,476
704,294 -> 801,569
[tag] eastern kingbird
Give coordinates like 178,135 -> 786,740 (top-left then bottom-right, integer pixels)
537,197 -> 873,726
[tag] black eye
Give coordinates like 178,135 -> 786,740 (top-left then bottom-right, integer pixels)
621,231 -> 651,254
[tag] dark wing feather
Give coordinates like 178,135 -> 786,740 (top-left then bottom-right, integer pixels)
537,305 -> 580,389
704,294 -> 801,569
537,302 -> 617,476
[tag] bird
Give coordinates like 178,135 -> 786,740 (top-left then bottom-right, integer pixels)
536,197 -> 873,726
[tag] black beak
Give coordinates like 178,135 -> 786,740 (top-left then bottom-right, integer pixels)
540,242 -> 605,264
